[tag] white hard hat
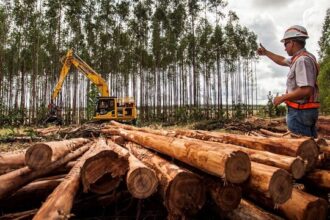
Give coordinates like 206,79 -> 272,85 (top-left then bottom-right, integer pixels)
280,25 -> 309,42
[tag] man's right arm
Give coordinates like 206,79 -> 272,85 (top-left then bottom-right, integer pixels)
257,43 -> 289,67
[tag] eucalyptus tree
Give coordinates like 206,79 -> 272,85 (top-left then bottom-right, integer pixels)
223,11 -> 239,118
187,0 -> 200,107
197,19 -> 214,118
0,5 -> 9,114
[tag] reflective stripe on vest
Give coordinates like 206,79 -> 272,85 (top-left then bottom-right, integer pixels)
285,50 -> 320,109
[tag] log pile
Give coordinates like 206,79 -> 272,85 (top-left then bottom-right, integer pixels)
0,121 -> 329,220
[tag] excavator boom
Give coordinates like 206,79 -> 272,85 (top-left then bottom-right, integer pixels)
51,49 -> 109,101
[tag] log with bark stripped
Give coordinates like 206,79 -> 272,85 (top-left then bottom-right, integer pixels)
105,139 -> 158,199
246,162 -> 293,204
25,138 -> 89,170
103,128 -> 251,184
248,188 -> 327,220
126,142 -> 205,218
0,178 -> 63,212
0,150 -> 26,174
175,129 -> 318,171
33,141 -> 112,219
81,139 -> 129,194
204,177 -> 241,212
226,199 -> 284,220
0,143 -> 91,200
180,136 -> 305,179
305,169 -> 330,190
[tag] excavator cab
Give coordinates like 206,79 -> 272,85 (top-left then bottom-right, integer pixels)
94,96 -> 137,124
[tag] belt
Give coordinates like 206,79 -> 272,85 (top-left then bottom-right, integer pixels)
285,100 -> 320,110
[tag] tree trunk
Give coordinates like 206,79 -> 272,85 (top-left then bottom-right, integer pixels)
0,150 -> 26,172
1,178 -> 63,212
250,188 -> 328,220
305,169 -> 330,190
126,142 -> 205,218
33,142 -> 108,220
25,138 -> 89,170
103,128 -> 251,184
226,199 -> 284,220
175,129 -> 318,171
107,139 -> 158,199
205,177 -> 241,212
246,162 -> 293,204
175,130 -> 306,179
0,144 -> 91,200
81,139 -> 129,194
278,189 -> 328,220
0,209 -> 38,220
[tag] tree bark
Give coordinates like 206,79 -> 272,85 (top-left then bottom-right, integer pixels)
25,138 -> 89,170
175,129 -> 318,171
102,128 -> 251,184
106,139 -> 158,199
126,142 -> 205,218
0,143 -> 91,200
246,162 -> 293,204
226,199 -> 284,220
81,139 -> 129,194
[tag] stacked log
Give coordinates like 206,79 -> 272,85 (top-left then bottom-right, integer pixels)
126,142 -> 206,218
103,128 -> 251,184
81,139 -> 129,194
25,138 -> 89,170
105,139 -> 159,199
174,129 -> 319,171
0,143 -> 91,200
0,150 -> 26,175
0,122 -> 329,220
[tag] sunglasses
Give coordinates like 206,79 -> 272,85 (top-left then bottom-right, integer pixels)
284,41 -> 292,47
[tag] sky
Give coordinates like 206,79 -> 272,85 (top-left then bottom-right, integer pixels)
226,0 -> 330,104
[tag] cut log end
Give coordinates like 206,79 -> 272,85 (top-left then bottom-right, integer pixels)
25,144 -> 52,170
290,158 -> 306,179
225,151 -> 251,184
81,151 -> 129,194
211,184 -> 242,212
166,172 -> 206,217
127,167 -> 158,199
269,169 -> 292,204
297,139 -> 319,171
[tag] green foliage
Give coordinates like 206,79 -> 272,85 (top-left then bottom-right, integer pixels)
319,56 -> 330,114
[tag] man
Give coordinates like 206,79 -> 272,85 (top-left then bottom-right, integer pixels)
257,25 -> 319,138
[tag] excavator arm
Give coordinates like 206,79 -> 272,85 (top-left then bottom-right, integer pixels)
51,49 -> 109,101
45,49 -> 137,125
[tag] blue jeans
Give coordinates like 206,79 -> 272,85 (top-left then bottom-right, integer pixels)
286,107 -> 318,138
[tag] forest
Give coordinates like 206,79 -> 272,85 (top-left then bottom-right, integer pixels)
0,0 -> 259,125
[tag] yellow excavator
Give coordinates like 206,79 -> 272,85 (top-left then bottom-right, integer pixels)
44,49 -> 137,125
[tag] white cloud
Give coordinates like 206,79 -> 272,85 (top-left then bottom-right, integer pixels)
226,0 -> 330,103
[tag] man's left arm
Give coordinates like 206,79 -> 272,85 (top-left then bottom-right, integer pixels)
273,86 -> 313,106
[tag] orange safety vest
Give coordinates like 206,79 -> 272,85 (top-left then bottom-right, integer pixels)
285,50 -> 320,110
